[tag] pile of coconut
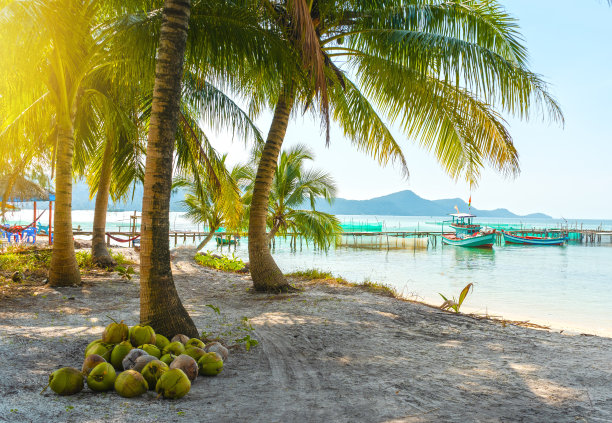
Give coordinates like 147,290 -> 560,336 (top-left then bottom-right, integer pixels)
42,320 -> 228,399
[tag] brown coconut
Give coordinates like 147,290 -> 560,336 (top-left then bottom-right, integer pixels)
169,354 -> 198,382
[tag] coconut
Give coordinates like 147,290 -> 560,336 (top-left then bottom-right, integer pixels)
85,342 -> 114,362
171,334 -> 190,345
162,341 -> 185,356
129,325 -> 156,347
141,360 -> 169,389
197,352 -> 223,377
84,339 -> 104,356
110,340 -> 133,370
132,355 -> 157,373
114,370 -> 148,398
155,369 -> 191,399
205,342 -> 229,361
159,354 -> 177,366
101,319 -> 129,344
82,354 -> 106,376
122,348 -> 148,371
185,338 -> 205,349
184,347 -> 207,362
86,363 -> 116,392
139,344 -> 161,358
169,354 -> 198,382
154,334 -> 170,351
45,368 -> 84,396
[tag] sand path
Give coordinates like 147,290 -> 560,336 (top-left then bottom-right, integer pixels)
0,246 -> 611,422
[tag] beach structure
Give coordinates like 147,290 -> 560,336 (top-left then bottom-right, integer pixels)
0,175 -> 55,244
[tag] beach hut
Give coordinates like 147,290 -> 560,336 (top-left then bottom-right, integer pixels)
0,175 -> 55,244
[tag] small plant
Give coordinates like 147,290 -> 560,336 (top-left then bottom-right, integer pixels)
75,251 -> 94,269
115,266 -> 136,280
110,252 -> 132,267
235,334 -> 259,351
286,268 -> 334,280
439,283 -> 474,313
194,252 -> 244,272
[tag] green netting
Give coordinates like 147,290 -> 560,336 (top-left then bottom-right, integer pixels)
340,222 -> 383,232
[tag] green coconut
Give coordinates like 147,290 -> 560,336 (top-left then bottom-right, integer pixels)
82,354 -> 106,376
84,339 -> 103,356
162,341 -> 185,356
169,354 -> 198,382
45,368 -> 84,396
101,319 -> 129,344
114,370 -> 148,398
159,354 -> 177,366
141,360 -> 169,389
205,342 -> 229,361
87,363 -> 116,392
129,325 -> 156,347
185,338 -> 205,349
184,347 -> 207,362
139,344 -> 161,359
110,340 -> 133,370
154,334 -> 170,351
197,352 -> 223,377
171,334 -> 190,345
155,368 -> 191,399
85,342 -> 114,362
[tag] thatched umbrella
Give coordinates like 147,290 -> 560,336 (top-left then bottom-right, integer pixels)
0,175 -> 55,243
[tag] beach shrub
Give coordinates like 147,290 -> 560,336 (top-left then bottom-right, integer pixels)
440,283 -> 474,313
286,268 -> 334,280
194,252 -> 245,272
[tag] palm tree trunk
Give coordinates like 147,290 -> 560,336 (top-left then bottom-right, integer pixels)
140,0 -> 197,338
196,229 -> 216,251
91,139 -> 116,268
49,124 -> 81,286
248,89 -> 295,292
268,221 -> 281,241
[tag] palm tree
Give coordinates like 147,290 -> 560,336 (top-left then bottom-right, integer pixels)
247,144 -> 341,249
0,0 -> 119,286
138,0 -> 200,337
247,0 -> 564,292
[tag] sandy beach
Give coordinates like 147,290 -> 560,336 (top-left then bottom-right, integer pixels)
0,246 -> 611,422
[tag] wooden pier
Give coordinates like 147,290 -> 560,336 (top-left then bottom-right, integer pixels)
70,227 -> 612,249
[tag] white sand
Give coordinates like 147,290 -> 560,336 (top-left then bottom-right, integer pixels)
0,246 -> 611,422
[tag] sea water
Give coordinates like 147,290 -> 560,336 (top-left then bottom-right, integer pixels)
4,210 -> 612,337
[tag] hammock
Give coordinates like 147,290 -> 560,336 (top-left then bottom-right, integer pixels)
1,210 -> 46,233
106,233 -> 141,243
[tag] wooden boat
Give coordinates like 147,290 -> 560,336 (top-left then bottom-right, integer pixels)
441,213 -> 496,249
502,231 -> 568,246
216,236 -> 238,246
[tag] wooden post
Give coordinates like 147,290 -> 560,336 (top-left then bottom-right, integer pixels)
48,201 -> 53,245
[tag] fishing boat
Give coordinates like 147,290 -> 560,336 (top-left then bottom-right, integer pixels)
502,231 -> 568,246
441,213 -> 497,248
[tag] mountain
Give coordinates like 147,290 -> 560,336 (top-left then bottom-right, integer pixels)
70,182 -> 550,218
312,190 -> 551,219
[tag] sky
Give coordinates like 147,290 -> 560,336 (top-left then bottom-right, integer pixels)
208,0 -> 612,220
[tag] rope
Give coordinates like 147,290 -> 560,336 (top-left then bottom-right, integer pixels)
106,233 -> 141,243
1,210 -> 46,233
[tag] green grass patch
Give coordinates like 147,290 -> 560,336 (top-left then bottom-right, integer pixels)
0,250 -> 51,274
286,268 -> 398,298
194,252 -> 245,272
110,251 -> 132,266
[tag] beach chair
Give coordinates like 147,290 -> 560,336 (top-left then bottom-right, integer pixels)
22,226 -> 37,243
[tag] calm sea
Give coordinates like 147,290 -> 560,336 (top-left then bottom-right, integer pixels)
5,210 -> 612,337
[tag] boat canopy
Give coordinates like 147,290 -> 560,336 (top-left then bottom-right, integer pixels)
450,213 -> 476,218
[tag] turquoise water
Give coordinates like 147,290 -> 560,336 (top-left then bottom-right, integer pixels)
4,210 -> 612,336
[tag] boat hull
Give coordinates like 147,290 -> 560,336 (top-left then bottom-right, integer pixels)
502,232 -> 568,246
441,232 -> 496,248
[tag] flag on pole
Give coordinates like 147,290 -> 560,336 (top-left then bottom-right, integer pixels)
468,196 -> 471,208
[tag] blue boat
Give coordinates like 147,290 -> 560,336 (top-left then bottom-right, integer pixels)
441,213 -> 497,249
502,231 -> 568,246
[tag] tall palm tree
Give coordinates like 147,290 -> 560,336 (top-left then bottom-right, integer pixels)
139,0 -> 199,337
0,0 -> 117,286
247,0 -> 564,292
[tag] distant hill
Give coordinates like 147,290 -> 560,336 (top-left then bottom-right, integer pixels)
70,182 -> 550,218
311,190 -> 551,219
